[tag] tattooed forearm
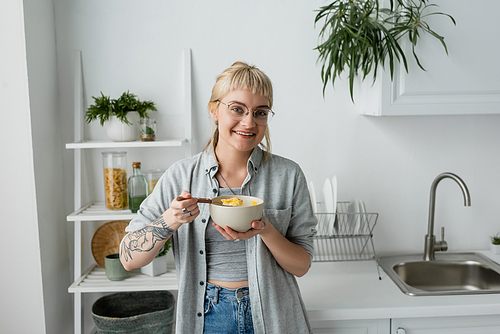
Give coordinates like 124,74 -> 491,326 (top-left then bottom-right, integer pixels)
154,215 -> 173,235
122,215 -> 175,262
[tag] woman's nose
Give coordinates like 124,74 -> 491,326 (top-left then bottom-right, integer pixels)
239,111 -> 257,127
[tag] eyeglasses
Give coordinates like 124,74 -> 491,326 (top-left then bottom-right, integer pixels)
216,100 -> 275,125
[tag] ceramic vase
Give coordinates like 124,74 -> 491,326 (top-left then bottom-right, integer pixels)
490,243 -> 500,255
104,253 -> 130,281
106,112 -> 140,141
141,254 -> 168,276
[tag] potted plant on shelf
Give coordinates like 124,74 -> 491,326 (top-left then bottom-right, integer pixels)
85,91 -> 157,142
490,233 -> 500,255
314,0 -> 456,101
139,118 -> 157,142
141,239 -> 171,276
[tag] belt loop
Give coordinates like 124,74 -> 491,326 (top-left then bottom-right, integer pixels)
214,285 -> 220,304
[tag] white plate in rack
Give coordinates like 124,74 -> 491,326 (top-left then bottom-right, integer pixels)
322,178 -> 335,235
358,200 -> 367,234
347,199 -> 361,235
331,175 -> 338,235
307,181 -> 318,214
322,178 -> 334,213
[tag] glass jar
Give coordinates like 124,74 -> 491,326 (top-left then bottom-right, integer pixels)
143,169 -> 165,195
102,152 -> 128,210
140,118 -> 156,141
128,162 -> 149,213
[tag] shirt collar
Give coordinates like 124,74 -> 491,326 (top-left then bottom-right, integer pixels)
247,146 -> 263,174
202,146 -> 264,178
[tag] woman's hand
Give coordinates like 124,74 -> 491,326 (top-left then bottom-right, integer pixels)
166,190 -> 201,225
212,217 -> 269,241
213,216 -> 311,277
121,190 -> 199,271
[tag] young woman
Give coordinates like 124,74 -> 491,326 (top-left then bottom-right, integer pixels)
120,62 -> 317,333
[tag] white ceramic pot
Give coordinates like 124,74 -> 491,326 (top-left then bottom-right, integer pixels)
106,112 -> 140,141
490,243 -> 500,255
141,255 -> 168,277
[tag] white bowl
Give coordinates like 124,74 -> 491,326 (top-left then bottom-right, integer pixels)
210,195 -> 264,232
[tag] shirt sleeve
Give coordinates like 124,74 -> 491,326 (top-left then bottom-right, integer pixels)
286,167 -> 318,260
125,166 -> 175,233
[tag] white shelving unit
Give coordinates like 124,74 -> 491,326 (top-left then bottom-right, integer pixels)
66,138 -> 186,149
68,264 -> 178,294
67,49 -> 192,334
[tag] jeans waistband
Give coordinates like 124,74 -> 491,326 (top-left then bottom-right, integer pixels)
206,282 -> 250,302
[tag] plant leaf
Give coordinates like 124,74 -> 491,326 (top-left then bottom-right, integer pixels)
314,0 -> 455,100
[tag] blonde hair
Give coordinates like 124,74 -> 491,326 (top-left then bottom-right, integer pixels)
204,62 -> 273,161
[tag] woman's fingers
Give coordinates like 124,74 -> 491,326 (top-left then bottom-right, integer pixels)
251,218 -> 267,230
175,190 -> 191,202
172,191 -> 200,223
213,223 -> 233,240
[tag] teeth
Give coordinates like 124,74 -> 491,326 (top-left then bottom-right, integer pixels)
235,131 -> 254,136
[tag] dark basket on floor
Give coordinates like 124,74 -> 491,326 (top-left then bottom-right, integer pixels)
92,291 -> 175,334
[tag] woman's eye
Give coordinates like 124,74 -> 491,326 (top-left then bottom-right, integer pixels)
255,109 -> 269,118
230,105 -> 246,114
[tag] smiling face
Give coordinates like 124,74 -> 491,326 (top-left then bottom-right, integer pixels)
211,89 -> 269,158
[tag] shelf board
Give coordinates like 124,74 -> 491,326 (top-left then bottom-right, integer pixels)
66,138 -> 186,149
69,264 -> 178,293
67,202 -> 138,221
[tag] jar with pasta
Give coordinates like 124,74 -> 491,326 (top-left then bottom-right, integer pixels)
143,169 -> 165,195
102,152 -> 128,210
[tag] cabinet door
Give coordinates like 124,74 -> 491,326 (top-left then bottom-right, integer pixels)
358,0 -> 500,116
311,319 -> 390,334
392,314 -> 500,334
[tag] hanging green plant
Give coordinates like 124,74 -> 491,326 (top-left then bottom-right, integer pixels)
314,0 -> 456,101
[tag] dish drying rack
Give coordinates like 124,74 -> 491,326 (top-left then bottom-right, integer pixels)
312,201 -> 380,278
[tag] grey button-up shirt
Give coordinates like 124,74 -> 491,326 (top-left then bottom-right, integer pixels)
125,147 -> 317,333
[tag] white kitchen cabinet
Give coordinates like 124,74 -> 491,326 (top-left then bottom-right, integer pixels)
310,319 -> 390,334
358,0 -> 500,116
67,49 -> 192,334
391,314 -> 500,334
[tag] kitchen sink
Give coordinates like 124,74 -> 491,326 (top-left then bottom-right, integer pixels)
379,253 -> 500,296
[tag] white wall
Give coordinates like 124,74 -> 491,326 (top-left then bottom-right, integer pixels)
0,0 -> 46,332
0,1 -> 72,333
55,0 -> 500,255
24,0 -> 73,333
51,0 -> 500,330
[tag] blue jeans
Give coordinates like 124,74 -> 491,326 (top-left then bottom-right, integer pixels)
204,283 -> 254,334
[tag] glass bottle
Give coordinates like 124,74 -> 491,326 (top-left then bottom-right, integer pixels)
128,162 -> 148,213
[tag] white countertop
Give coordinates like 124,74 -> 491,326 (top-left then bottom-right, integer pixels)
297,250 -> 500,321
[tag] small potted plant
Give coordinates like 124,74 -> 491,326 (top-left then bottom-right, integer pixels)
141,239 -> 171,276
490,233 -> 500,255
139,118 -> 157,141
86,91 -> 157,142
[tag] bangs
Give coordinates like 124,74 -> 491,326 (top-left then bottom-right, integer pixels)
220,66 -> 273,107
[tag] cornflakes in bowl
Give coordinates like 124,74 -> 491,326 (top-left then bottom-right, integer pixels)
210,195 -> 264,232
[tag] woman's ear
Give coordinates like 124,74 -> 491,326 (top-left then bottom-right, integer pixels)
209,101 -> 218,121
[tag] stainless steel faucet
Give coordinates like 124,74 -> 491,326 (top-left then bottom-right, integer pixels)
424,172 -> 471,261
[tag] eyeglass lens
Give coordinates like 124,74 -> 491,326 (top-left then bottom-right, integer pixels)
224,102 -> 273,125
